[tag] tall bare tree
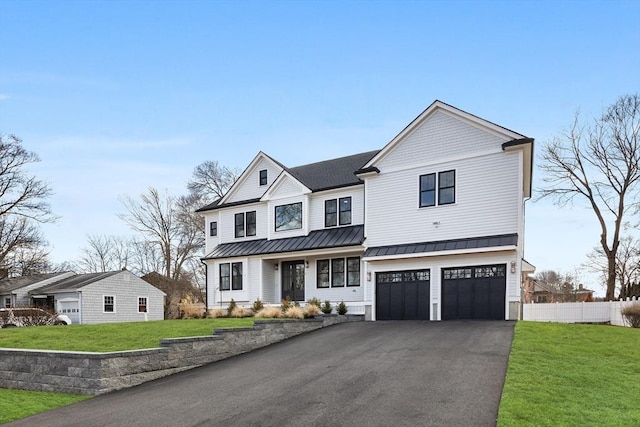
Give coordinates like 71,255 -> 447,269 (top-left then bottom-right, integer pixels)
77,234 -> 132,273
118,188 -> 202,281
187,160 -> 239,203
586,233 -> 640,299
0,134 -> 56,275
539,94 -> 640,300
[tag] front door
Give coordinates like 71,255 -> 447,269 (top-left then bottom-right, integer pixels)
281,260 -> 305,302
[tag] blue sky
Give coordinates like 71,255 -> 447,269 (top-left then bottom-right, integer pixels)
1,0 -> 638,293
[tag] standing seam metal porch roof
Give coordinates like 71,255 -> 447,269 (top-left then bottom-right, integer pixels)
363,234 -> 518,258
203,225 -> 365,259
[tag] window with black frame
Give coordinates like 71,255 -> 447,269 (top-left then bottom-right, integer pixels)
275,202 -> 302,231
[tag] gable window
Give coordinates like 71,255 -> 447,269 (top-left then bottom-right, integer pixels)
275,202 -> 302,231
259,169 -> 267,186
438,170 -> 455,205
220,263 -> 231,290
232,262 -> 243,290
420,170 -> 456,207
138,297 -> 148,313
235,211 -> 256,238
210,221 -> 217,237
325,197 -> 352,227
104,296 -> 115,313
317,259 -> 330,288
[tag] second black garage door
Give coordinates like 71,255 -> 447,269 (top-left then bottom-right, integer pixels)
441,265 -> 506,320
376,270 -> 430,320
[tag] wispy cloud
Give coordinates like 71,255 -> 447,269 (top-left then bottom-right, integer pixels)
0,93 -> 10,100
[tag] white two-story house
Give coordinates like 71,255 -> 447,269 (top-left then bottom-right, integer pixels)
198,100 -> 533,321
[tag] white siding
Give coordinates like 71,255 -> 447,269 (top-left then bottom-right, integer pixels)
269,175 -> 306,200
79,271 -> 165,324
308,187 -> 365,231
377,110 -> 508,170
204,211 -> 220,254
365,151 -> 520,247
304,253 -> 365,304
261,260 -> 277,303
225,157 -> 283,203
207,257 -> 250,305
267,195 -> 309,240
218,202 -> 267,244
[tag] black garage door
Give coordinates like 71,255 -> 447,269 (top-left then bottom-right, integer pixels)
376,270 -> 430,320
441,265 -> 506,320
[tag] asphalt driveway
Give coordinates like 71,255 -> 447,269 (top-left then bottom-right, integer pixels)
9,321 -> 515,427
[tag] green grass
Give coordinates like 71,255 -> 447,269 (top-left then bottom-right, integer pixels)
0,318 -> 255,352
498,322 -> 640,427
0,388 -> 91,424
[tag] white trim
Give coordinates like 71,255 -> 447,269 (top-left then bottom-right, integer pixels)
261,170 -> 311,201
362,245 -> 517,262
219,152 -> 285,205
380,148 -> 499,175
103,295 -> 116,314
137,296 -> 148,313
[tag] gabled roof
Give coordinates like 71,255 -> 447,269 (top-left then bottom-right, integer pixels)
203,225 -> 364,259
361,100 -> 528,170
197,150 -> 379,212
33,271 -> 122,293
364,234 -> 518,258
0,272 -> 71,293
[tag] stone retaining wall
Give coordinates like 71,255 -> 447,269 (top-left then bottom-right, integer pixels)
0,315 -> 363,395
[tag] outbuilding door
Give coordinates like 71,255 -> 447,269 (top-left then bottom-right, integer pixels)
441,265 -> 506,320
376,270 -> 430,320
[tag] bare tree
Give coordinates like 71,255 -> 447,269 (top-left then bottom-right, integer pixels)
0,135 -> 56,274
586,234 -> 640,299
538,94 -> 640,300
187,160 -> 239,203
118,188 -> 203,280
77,235 -> 132,273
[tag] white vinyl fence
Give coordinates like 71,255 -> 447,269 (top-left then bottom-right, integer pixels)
522,297 -> 639,327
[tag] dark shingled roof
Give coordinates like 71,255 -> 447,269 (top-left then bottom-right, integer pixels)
34,271 -> 121,293
0,272 -> 70,293
196,150 -> 380,212
287,150 -> 380,192
203,225 -> 364,259
364,234 -> 518,258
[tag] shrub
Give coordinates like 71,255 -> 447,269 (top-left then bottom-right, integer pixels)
320,300 -> 333,314
280,297 -> 293,312
230,306 -> 254,318
252,299 -> 264,312
285,306 -> 305,319
206,308 -> 227,318
621,303 -> 640,328
227,299 -> 238,314
307,297 -> 321,307
303,304 -> 322,318
337,301 -> 348,315
255,307 -> 284,318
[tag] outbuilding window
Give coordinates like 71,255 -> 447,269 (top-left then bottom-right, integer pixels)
138,297 -> 148,313
104,296 -> 115,313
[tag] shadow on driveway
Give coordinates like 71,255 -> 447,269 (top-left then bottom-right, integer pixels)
9,320 -> 515,427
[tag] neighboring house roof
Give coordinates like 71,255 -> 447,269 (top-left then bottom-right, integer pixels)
196,151 -> 380,213
33,271 -> 122,293
203,225 -> 365,259
364,234 -> 518,258
0,272 -> 72,293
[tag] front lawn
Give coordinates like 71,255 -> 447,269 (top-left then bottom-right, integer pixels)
0,318 -> 255,352
498,322 -> 640,426
0,388 -> 91,424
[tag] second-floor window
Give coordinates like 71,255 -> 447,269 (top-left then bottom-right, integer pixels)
210,221 -> 217,237
275,202 -> 302,231
259,169 -> 267,186
420,170 -> 455,207
325,197 -> 352,227
234,211 -> 256,238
